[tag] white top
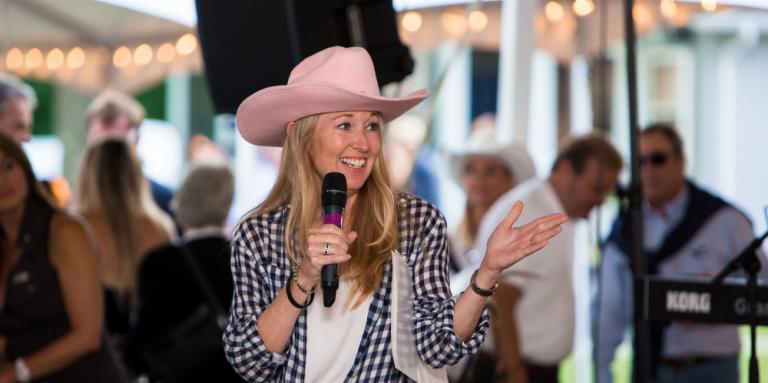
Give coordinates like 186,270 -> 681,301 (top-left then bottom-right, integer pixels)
475,179 -> 575,364
305,279 -> 373,383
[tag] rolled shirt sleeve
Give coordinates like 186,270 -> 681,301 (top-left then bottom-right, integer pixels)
410,203 -> 490,367
223,225 -> 289,382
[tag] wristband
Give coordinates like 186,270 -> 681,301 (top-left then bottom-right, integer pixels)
469,269 -> 498,297
286,270 -> 315,309
292,266 -> 316,294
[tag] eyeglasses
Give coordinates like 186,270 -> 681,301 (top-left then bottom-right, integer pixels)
639,152 -> 673,167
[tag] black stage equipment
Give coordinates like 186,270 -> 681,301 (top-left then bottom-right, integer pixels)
195,0 -> 415,114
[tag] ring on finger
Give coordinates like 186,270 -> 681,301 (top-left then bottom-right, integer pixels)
323,242 -> 330,256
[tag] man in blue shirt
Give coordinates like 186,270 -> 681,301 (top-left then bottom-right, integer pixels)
595,123 -> 766,383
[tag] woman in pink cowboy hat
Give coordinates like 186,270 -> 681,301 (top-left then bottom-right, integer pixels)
223,46 -> 566,382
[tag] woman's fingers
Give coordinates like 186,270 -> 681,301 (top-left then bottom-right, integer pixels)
500,201 -> 524,229
507,213 -> 566,244
530,224 -> 563,245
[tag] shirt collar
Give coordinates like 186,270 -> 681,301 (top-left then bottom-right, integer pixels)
644,184 -> 689,222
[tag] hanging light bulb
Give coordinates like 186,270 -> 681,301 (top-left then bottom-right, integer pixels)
701,0 -> 717,12
176,33 -> 198,56
157,43 -> 176,63
573,0 -> 595,17
440,9 -> 467,37
545,1 -> 565,22
660,0 -> 677,19
402,11 -> 422,33
468,10 -> 488,32
25,48 -> 43,69
46,49 -> 65,69
113,46 -> 132,68
133,44 -> 153,66
6,48 -> 24,70
633,2 -> 653,27
67,47 -> 85,69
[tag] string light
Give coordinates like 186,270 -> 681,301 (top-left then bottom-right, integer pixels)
176,33 -> 198,56
573,0 -> 595,17
25,48 -> 43,69
402,11 -> 422,33
701,0 -> 717,12
66,47 -> 85,69
157,43 -> 176,63
46,49 -> 65,70
113,46 -> 132,68
6,48 -> 23,70
633,2 -> 653,27
468,10 -> 488,32
441,9 -> 467,37
133,44 -> 153,66
545,1 -> 565,22
661,0 -> 677,19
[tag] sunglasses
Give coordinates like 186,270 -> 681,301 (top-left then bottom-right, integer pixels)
640,152 -> 674,167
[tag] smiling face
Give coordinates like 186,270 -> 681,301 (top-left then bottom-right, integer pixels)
306,111 -> 382,197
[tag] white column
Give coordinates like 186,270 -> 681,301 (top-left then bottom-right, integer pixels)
526,51 -> 558,176
166,73 -> 191,161
431,42 -> 471,226
496,0 -> 536,144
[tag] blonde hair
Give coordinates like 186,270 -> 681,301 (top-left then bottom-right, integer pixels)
86,89 -> 145,130
254,114 -> 399,303
75,138 -> 166,302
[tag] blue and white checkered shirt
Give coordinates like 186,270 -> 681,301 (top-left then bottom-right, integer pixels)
224,193 -> 489,382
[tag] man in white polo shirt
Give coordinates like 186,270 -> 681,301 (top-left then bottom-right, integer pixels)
474,135 -> 622,383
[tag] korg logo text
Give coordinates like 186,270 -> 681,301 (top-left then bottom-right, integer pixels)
666,291 -> 711,314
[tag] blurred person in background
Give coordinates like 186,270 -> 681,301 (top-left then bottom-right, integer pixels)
0,74 -> 70,207
595,124 -> 766,383
74,138 -> 175,372
0,134 -> 126,382
127,161 -> 241,382
449,123 -> 536,271
474,135 -> 622,383
86,89 -> 174,215
0,73 -> 35,144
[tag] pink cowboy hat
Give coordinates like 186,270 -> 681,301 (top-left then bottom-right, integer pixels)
236,46 -> 430,147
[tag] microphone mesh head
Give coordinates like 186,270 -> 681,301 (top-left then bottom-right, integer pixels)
322,172 -> 347,207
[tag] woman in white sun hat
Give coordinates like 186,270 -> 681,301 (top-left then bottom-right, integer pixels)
223,46 -> 566,382
449,122 -> 536,270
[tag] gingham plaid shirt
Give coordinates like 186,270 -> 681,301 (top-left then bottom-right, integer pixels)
224,193 -> 489,382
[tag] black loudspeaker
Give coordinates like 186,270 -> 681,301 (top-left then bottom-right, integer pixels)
195,0 -> 415,114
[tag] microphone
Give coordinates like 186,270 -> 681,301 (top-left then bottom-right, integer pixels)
321,172 -> 347,307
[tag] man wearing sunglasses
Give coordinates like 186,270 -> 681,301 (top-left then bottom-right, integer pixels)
595,123 -> 766,383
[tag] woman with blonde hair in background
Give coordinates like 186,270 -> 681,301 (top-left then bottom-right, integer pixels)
74,138 -> 175,370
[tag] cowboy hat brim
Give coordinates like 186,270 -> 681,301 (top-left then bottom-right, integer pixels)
236,82 -> 429,147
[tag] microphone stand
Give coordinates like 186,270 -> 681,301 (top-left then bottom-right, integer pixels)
712,229 -> 768,383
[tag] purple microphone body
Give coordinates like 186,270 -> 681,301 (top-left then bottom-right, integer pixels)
321,172 -> 347,307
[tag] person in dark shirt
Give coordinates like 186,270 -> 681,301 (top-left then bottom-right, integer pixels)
129,161 -> 240,381
0,133 -> 125,382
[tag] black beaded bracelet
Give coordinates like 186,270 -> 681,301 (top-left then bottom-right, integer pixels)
286,271 -> 315,309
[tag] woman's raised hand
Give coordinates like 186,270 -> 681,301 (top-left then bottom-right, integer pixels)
299,225 -> 357,286
480,201 -> 567,277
